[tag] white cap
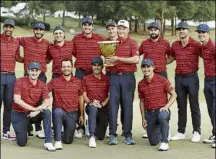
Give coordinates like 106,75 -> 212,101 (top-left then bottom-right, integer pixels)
117,20 -> 129,28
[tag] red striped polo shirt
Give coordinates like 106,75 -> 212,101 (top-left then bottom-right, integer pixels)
1,34 -> 20,72
17,37 -> 49,73
72,33 -> 105,73
47,41 -> 74,75
12,77 -> 49,113
82,73 -> 109,103
138,74 -> 173,110
170,37 -> 200,75
109,36 -> 139,73
139,37 -> 171,73
47,75 -> 83,112
200,38 -> 216,78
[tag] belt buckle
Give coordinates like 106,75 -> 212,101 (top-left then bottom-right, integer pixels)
117,72 -> 123,75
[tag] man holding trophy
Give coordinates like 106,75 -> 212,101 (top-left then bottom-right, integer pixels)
99,20 -> 139,145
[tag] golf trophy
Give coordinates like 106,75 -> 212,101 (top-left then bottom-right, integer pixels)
98,41 -> 119,66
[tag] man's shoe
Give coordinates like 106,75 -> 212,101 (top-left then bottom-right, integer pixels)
54,141 -> 62,150
44,143 -> 56,151
142,134 -> 148,138
171,132 -> 185,141
28,131 -> 34,136
191,131 -> 200,143
108,135 -> 118,145
36,130 -> 45,139
159,142 -> 169,151
124,137 -> 136,145
74,129 -> 83,138
2,131 -> 16,141
203,135 -> 215,144
88,136 -> 97,148
212,143 -> 216,148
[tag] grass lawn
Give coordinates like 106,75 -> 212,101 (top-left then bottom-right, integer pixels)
1,17 -> 215,101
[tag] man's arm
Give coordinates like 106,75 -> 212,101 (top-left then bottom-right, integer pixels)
139,98 -> 147,129
83,92 -> 92,104
166,55 -> 175,64
14,94 -> 39,111
79,95 -> 85,125
160,89 -> 177,112
101,92 -> 110,107
106,55 -> 139,64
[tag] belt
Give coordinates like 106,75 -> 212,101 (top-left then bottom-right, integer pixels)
176,72 -> 197,77
145,109 -> 159,113
205,76 -> 216,81
0,72 -> 15,75
111,72 -> 134,76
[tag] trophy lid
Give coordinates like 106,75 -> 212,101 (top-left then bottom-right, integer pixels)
98,41 -> 119,44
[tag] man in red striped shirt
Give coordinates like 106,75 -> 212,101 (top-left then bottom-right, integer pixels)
105,20 -> 139,145
72,17 -> 104,137
196,24 -> 216,148
11,62 -> 55,151
17,22 -> 49,138
168,21 -> 201,143
1,19 -> 23,140
47,58 -> 84,150
83,57 -> 110,148
138,58 -> 176,151
139,22 -> 171,79
47,25 -> 74,79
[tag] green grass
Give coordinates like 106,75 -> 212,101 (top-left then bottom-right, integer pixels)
1,17 -> 215,101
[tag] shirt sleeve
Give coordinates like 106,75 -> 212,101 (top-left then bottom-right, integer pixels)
82,77 -> 87,93
78,80 -> 84,96
16,37 -> 26,47
46,46 -> 53,62
166,41 -> 171,56
47,80 -> 54,92
170,43 -> 176,57
138,42 -> 144,56
131,40 -> 139,57
138,82 -> 144,99
41,84 -> 49,100
14,79 -> 22,95
164,79 -> 174,93
71,38 -> 77,57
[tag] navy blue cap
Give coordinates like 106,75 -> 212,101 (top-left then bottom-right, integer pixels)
106,20 -> 117,28
28,62 -> 41,70
196,24 -> 210,32
81,17 -> 93,24
53,25 -> 64,33
33,23 -> 45,30
147,22 -> 160,30
4,19 -> 15,27
176,21 -> 189,29
91,57 -> 103,65
141,59 -> 154,67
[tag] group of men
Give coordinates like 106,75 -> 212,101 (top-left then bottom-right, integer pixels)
1,16 -> 215,152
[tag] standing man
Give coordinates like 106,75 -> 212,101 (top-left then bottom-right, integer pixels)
47,25 -> 74,79
47,58 -> 84,150
168,21 -> 201,142
82,57 -> 110,148
1,19 -> 23,140
139,22 -> 171,79
17,22 -> 49,138
105,20 -> 124,137
138,59 -> 176,151
105,20 -> 139,145
72,17 -> 104,137
196,24 -> 215,148
11,62 -> 55,151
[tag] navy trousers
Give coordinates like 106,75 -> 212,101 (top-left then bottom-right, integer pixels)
0,73 -> 16,133
155,71 -> 168,79
11,109 -> 52,147
109,72 -> 136,137
204,78 -> 216,136
145,110 -> 170,145
53,108 -> 78,144
86,105 -> 109,140
24,72 -> 47,132
175,72 -> 201,134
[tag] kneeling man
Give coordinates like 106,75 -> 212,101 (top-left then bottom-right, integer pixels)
138,59 -> 176,151
47,58 -> 84,150
82,57 -> 110,148
12,62 -> 55,151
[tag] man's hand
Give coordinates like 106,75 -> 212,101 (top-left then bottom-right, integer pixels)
142,119 -> 147,130
28,111 -> 40,118
91,99 -> 102,108
107,56 -> 118,63
79,115 -> 84,125
35,105 -> 46,112
159,106 -> 169,112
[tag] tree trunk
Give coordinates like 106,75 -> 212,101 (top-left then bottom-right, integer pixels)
143,21 -> 146,32
78,12 -> 81,27
43,12 -> 45,22
134,17 -> 138,33
163,19 -> 166,35
171,18 -> 174,35
62,9 -> 65,26
161,10 -> 164,38
174,16 -> 177,35
129,18 -> 132,32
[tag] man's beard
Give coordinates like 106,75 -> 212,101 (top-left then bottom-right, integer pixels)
150,33 -> 159,39
34,33 -> 44,39
4,31 -> 12,37
63,71 -> 72,76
